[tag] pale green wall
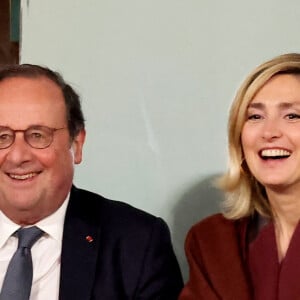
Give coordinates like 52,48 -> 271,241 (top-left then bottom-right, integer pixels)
20,0 -> 300,280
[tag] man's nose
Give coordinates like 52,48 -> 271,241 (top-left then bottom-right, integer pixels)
5,133 -> 34,164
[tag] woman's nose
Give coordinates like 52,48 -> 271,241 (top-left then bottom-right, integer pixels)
261,118 -> 282,141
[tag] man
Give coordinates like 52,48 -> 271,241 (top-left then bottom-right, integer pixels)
0,64 -> 183,299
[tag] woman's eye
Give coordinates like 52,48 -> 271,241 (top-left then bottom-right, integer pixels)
286,113 -> 300,120
247,114 -> 262,120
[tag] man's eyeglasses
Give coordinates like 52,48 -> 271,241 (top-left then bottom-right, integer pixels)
0,125 -> 67,149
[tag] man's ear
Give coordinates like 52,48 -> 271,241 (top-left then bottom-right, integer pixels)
72,129 -> 86,164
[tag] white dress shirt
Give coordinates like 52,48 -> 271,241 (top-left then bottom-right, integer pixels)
0,196 -> 69,300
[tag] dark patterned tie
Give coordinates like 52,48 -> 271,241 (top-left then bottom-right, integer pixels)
0,226 -> 44,300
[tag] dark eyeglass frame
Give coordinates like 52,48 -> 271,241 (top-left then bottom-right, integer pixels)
0,125 -> 67,149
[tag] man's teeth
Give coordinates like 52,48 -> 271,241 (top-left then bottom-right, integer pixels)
261,149 -> 291,158
9,173 -> 36,180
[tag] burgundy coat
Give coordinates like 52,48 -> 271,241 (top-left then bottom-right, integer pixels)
179,213 -> 252,300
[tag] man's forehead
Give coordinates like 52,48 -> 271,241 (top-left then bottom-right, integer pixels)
0,75 -> 58,87
0,76 -> 64,102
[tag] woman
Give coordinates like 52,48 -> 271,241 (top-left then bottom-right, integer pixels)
179,53 -> 300,299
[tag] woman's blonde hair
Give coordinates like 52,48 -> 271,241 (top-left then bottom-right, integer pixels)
219,53 -> 300,219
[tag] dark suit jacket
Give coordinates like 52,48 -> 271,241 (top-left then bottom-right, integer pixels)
179,213 -> 252,300
59,186 -> 183,300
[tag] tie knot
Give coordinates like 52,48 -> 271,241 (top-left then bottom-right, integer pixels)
17,226 -> 44,249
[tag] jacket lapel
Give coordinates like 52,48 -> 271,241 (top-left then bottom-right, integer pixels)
59,187 -> 102,300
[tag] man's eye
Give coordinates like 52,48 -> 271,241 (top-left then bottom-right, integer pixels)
29,132 -> 45,139
286,113 -> 300,120
0,133 -> 12,140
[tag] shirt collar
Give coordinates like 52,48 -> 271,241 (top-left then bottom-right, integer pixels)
35,194 -> 70,243
0,194 -> 70,248
0,211 -> 19,248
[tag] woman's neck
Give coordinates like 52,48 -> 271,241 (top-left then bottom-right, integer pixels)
266,188 -> 300,261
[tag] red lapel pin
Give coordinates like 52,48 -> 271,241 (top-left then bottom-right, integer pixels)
85,235 -> 94,243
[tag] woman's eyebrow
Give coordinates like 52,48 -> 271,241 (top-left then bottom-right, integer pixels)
247,102 -> 264,109
278,101 -> 300,109
248,101 -> 300,109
